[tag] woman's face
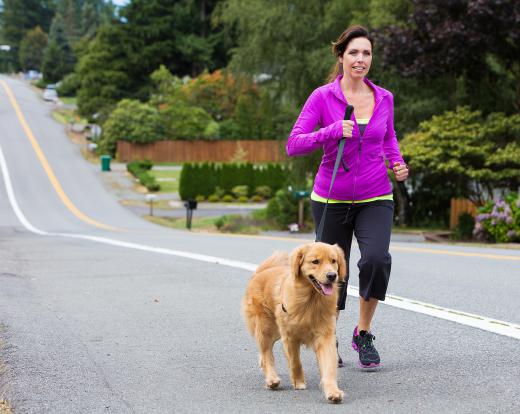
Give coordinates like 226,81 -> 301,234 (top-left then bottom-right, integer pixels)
340,37 -> 372,79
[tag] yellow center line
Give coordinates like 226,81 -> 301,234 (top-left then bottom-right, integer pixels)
1,80 -> 121,232
189,231 -> 520,261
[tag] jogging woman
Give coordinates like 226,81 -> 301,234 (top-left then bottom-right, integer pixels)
286,25 -> 409,369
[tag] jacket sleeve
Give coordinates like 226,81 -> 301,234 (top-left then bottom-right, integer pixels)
286,89 -> 343,157
383,93 -> 405,168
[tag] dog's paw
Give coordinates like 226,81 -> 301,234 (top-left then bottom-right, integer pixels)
265,377 -> 281,389
294,382 -> 306,390
326,389 -> 344,403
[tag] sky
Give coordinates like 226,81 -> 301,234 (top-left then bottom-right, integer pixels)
111,0 -> 129,6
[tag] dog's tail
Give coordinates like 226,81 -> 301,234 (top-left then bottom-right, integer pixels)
254,251 -> 288,274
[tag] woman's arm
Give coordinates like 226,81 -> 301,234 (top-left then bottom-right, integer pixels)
383,93 -> 405,168
286,89 -> 343,157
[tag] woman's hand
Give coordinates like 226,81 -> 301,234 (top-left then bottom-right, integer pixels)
342,120 -> 354,138
393,162 -> 409,182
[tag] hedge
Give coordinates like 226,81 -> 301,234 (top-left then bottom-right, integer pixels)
179,162 -> 286,200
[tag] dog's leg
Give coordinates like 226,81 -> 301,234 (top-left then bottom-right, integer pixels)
315,336 -> 344,403
282,337 -> 306,390
257,335 -> 281,389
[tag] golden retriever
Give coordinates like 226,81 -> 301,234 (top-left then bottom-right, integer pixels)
242,242 -> 347,403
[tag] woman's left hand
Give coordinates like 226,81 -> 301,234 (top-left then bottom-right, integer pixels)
393,162 -> 409,182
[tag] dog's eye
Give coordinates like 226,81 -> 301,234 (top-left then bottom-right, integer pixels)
331,259 -> 336,264
312,259 -> 320,265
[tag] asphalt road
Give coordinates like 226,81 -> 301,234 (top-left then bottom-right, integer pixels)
0,75 -> 519,413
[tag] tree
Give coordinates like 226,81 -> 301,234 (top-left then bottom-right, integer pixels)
18,26 -> 48,71
76,24 -> 132,121
376,0 -> 520,112
400,107 -> 520,206
1,0 -> 55,69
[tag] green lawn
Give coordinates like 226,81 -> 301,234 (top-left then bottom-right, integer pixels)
60,96 -> 77,106
148,169 -> 180,193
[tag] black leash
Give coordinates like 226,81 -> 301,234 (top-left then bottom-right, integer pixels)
315,104 -> 354,242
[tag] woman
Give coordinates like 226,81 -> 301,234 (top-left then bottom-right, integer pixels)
286,25 -> 409,370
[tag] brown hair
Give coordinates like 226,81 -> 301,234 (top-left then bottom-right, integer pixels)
326,25 -> 374,83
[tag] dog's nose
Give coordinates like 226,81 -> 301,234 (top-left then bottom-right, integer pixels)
326,272 -> 337,282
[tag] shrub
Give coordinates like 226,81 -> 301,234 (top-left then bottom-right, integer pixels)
160,102 -> 213,140
222,195 -> 235,202
250,195 -> 263,202
232,185 -> 249,198
57,72 -> 80,97
195,195 -> 206,202
208,194 -> 220,202
237,195 -> 249,203
473,193 -> 520,243
266,189 -> 311,229
452,212 -> 475,240
100,99 -> 164,156
126,160 -> 160,192
254,185 -> 272,199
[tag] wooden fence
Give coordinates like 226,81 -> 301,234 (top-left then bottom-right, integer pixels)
117,140 -> 287,163
450,198 -> 478,229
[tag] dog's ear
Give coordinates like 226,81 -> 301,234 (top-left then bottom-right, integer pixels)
290,244 -> 308,279
334,244 -> 347,281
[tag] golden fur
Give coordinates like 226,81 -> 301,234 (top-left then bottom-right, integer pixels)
242,242 -> 347,403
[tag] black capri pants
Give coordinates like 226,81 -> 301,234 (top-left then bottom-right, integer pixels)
311,199 -> 394,310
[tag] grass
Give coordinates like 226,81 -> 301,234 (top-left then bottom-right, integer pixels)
148,169 -> 180,193
51,107 -> 87,125
60,96 -> 77,106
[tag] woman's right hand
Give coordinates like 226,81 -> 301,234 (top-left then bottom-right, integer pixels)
342,120 -> 354,138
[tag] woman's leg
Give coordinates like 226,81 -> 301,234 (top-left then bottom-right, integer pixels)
358,297 -> 378,332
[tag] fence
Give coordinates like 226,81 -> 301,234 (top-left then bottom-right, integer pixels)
117,140 -> 287,163
450,198 -> 478,229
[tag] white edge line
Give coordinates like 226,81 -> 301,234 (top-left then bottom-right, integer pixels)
1,145 -> 519,340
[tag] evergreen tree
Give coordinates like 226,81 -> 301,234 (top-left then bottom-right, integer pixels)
42,13 -> 75,81
18,26 -> 48,71
1,0 -> 54,69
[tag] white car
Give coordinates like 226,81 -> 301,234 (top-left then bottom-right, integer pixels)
43,84 -> 58,102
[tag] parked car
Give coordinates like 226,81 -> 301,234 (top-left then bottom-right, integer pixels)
43,84 -> 58,101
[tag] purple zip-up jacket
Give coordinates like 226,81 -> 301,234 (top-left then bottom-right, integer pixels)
286,76 -> 404,201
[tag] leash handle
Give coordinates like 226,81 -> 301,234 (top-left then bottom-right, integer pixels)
316,104 -> 354,242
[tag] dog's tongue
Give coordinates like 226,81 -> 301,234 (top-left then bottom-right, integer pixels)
320,283 -> 334,296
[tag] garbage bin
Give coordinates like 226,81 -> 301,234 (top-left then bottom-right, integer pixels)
100,155 -> 111,172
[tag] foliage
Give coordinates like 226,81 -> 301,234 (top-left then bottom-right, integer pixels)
1,0 -> 55,69
159,102 -> 214,140
179,162 -> 287,200
377,0 -> 520,111
99,99 -> 164,155
400,107 -> 520,205
76,24 -> 132,121
452,212 -> 475,241
42,13 -> 75,82
18,26 -> 48,71
57,72 -> 81,97
473,194 -> 520,243
127,160 -> 160,192
265,188 -> 312,229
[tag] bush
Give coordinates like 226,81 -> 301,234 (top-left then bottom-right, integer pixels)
452,212 -> 475,240
222,195 -> 235,202
208,194 -> 220,202
179,162 -> 287,200
232,185 -> 249,198
127,160 -> 160,192
473,193 -> 520,243
160,102 -> 213,140
57,72 -> 80,97
237,195 -> 249,203
195,195 -> 206,202
254,185 -> 272,199
100,99 -> 164,156
266,189 -> 312,229
250,195 -> 263,202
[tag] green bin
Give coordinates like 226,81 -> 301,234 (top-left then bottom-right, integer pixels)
100,155 -> 111,172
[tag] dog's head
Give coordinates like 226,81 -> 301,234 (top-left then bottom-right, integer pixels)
289,242 -> 347,296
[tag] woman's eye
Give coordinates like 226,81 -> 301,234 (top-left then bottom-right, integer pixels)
312,259 -> 320,265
